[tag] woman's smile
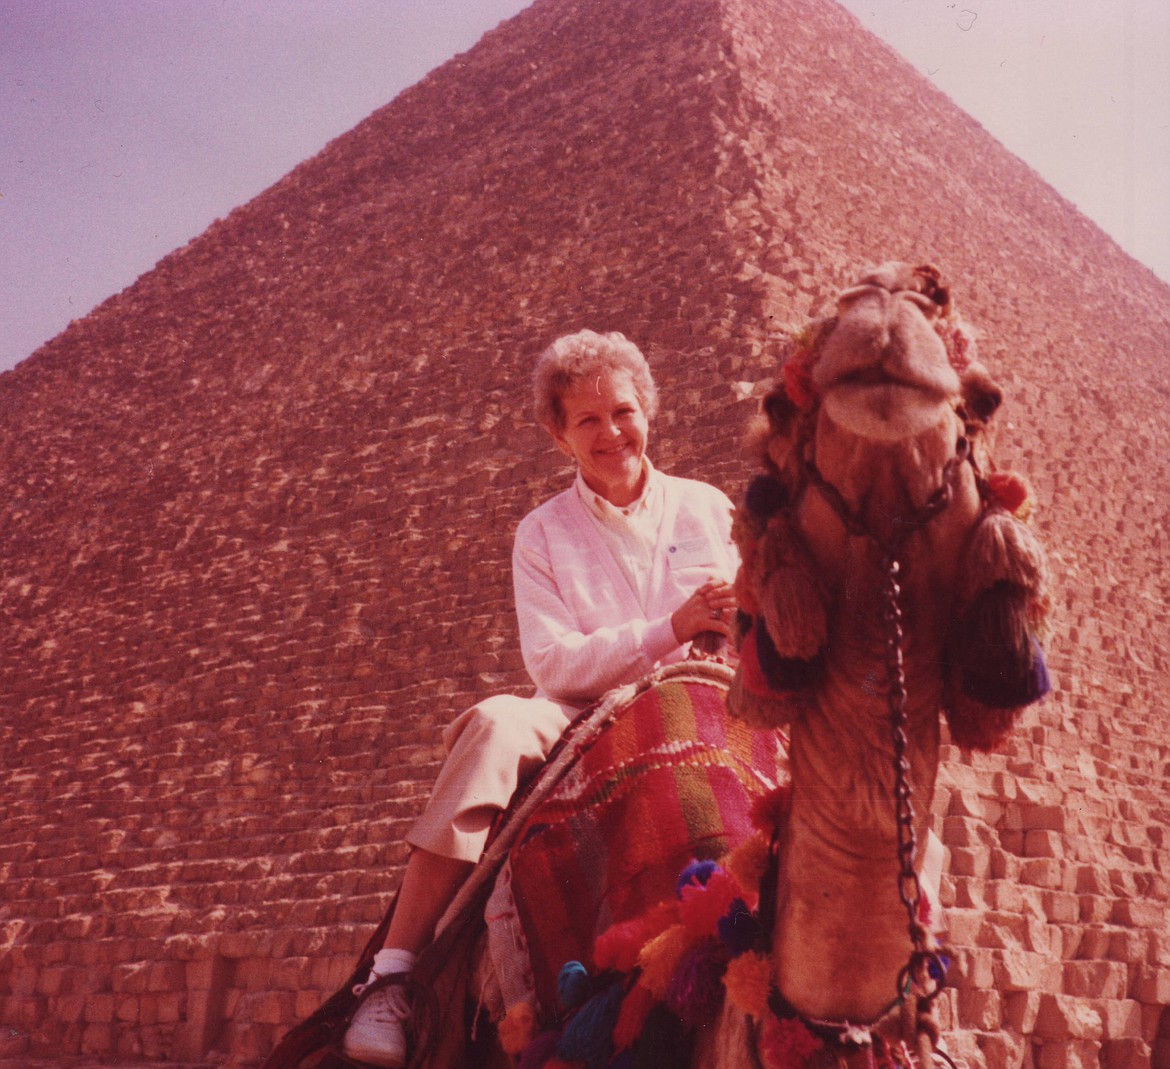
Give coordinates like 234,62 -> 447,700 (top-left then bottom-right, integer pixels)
554,369 -> 649,507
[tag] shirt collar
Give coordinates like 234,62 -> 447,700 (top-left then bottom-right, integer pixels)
575,457 -> 660,521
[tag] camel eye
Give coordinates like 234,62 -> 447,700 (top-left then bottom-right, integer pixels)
968,384 -> 1002,421
764,389 -> 799,430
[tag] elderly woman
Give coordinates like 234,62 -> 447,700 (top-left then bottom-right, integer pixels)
344,330 -> 738,1067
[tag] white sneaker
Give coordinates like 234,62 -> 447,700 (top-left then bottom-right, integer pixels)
343,980 -> 410,1068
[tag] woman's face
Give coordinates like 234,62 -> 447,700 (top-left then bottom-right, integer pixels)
553,368 -> 650,507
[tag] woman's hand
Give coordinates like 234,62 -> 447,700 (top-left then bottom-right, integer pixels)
671,580 -> 737,644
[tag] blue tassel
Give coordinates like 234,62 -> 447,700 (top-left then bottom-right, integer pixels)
716,898 -> 763,955
676,859 -> 719,896
557,960 -> 592,1012
556,979 -> 625,1068
960,632 -> 1051,708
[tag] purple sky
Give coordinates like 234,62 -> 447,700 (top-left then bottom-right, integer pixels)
2,0 -> 1167,373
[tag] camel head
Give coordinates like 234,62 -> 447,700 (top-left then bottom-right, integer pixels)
750,262 -> 1004,509
815,262 -> 968,440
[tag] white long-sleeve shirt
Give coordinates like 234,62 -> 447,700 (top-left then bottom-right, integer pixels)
512,467 -> 738,705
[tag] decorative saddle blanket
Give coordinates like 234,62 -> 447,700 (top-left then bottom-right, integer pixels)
486,659 -> 787,1026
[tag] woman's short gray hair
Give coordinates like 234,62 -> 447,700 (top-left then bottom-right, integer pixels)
533,330 -> 659,431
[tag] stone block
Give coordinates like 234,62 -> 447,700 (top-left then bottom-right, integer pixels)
1075,865 -> 1112,895
994,948 -> 1062,993
1063,960 -> 1128,1000
1112,899 -> 1166,928
948,845 -> 992,878
157,991 -> 182,1023
943,1030 -> 988,1069
985,878 -> 1028,912
954,946 -> 996,989
250,990 -> 293,1026
115,995 -> 139,1023
1020,858 -> 1066,890
1026,829 -> 1065,858
83,992 -> 116,1024
1080,895 -> 1114,924
1099,1000 -> 1143,1040
295,988 -> 324,1019
1101,1038 -> 1152,1069
1004,990 -> 1042,1032
1037,1040 -> 1103,1069
977,1030 -> 1027,1068
1035,994 -> 1105,1041
945,907 -> 984,947
80,1022 -> 113,1056
958,988 -> 1003,1031
945,815 -> 993,848
990,848 -> 1022,880
1131,968 -> 1170,1003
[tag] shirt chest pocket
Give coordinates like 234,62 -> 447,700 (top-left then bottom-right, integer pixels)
666,537 -> 722,582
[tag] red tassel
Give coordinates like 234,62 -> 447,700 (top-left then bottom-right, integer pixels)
594,900 -> 677,973
750,784 -> 791,835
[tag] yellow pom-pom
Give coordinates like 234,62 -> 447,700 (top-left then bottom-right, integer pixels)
723,951 -> 773,1019
497,1001 -> 538,1055
725,831 -> 770,898
637,924 -> 694,999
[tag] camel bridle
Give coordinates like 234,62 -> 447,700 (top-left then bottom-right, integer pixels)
794,435 -> 973,1065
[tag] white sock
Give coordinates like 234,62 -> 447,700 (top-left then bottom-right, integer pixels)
367,947 -> 415,985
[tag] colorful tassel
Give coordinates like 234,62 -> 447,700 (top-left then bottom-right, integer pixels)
725,831 -> 770,896
678,868 -> 740,938
749,784 -> 791,835
754,615 -> 821,691
958,509 -> 1048,605
556,980 -> 625,1068
986,470 -> 1032,518
717,897 -> 762,955
638,924 -> 693,999
759,1014 -> 824,1069
722,951 -> 773,1019
676,859 -> 719,894
557,961 -> 592,1012
782,355 -> 817,412
664,937 -> 731,1029
594,901 -> 677,973
759,567 -> 827,663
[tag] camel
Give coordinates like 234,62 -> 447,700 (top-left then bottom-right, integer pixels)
693,261 -> 1051,1065
264,263 -> 1049,1069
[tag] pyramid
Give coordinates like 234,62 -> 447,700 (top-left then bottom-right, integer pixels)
2,0 -> 1168,1064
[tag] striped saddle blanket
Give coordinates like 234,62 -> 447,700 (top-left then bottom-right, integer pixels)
485,659 -> 787,1024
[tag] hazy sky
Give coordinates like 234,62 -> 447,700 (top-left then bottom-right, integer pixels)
2,0 -> 1167,373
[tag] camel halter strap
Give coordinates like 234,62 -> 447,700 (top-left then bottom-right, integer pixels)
802,436 -> 971,1013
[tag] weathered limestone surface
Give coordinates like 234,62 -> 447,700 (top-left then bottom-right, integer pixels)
2,0 -> 1167,1065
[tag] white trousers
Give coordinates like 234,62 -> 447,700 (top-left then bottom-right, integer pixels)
406,693 -> 578,862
